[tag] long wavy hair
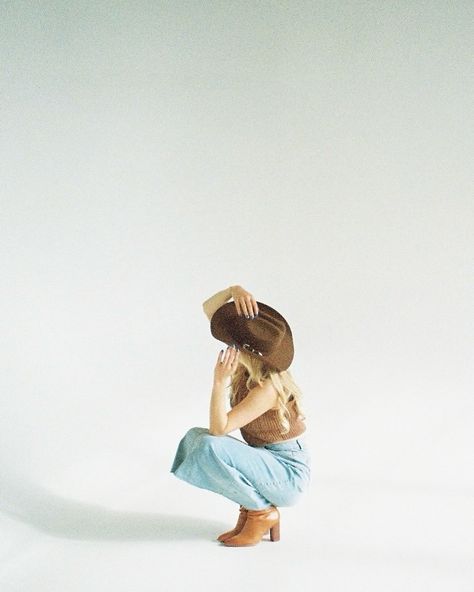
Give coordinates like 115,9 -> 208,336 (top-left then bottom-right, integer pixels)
229,349 -> 306,435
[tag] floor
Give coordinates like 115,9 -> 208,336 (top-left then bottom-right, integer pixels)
1,457 -> 472,592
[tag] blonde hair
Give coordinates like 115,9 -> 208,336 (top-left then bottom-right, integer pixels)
229,349 -> 306,435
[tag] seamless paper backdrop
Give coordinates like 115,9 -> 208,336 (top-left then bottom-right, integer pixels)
1,2 -> 473,591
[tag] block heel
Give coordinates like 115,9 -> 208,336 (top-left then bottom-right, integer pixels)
269,520 -> 280,541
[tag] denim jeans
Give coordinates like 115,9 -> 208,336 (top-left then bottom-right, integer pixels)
169,426 -> 311,510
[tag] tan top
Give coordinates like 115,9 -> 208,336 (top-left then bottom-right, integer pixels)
230,386 -> 306,447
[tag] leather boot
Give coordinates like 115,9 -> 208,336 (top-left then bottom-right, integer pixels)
222,505 -> 280,547
216,505 -> 248,542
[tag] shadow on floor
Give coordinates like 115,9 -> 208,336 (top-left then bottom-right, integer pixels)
0,467 -> 225,541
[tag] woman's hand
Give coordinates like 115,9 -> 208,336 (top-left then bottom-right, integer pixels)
214,345 -> 240,384
230,285 -> 259,318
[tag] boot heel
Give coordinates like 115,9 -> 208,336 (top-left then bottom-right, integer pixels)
269,520 -> 280,542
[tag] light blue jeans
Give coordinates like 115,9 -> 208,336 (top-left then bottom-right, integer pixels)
169,426 -> 311,510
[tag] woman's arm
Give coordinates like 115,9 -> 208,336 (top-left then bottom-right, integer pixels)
202,285 -> 259,320
209,345 -> 278,436
202,286 -> 234,320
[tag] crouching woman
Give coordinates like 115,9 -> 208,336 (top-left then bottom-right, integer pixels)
170,285 -> 311,547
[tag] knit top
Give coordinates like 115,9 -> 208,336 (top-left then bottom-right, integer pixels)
230,385 -> 307,447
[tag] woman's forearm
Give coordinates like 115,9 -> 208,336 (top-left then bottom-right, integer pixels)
202,286 -> 234,319
209,379 -> 228,435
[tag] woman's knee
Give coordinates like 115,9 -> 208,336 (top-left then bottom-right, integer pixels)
183,429 -> 222,451
184,426 -> 209,439
197,433 -> 234,458
182,428 -> 227,455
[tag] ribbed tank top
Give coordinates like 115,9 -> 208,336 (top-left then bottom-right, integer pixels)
230,386 -> 307,447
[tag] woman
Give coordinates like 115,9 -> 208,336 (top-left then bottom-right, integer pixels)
169,285 -> 311,547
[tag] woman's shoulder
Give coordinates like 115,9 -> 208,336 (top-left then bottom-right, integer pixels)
259,378 -> 280,411
235,379 -> 279,410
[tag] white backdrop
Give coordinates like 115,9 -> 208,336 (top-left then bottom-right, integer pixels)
1,2 -> 472,591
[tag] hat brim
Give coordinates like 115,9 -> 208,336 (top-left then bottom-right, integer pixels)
210,301 -> 294,371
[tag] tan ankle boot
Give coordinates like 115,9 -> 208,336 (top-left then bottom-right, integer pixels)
216,505 -> 248,542
221,505 -> 280,547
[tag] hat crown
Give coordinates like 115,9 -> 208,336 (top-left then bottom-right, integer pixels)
210,301 -> 294,371
233,310 -> 286,356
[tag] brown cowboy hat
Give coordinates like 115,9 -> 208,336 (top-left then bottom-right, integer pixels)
210,301 -> 294,371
